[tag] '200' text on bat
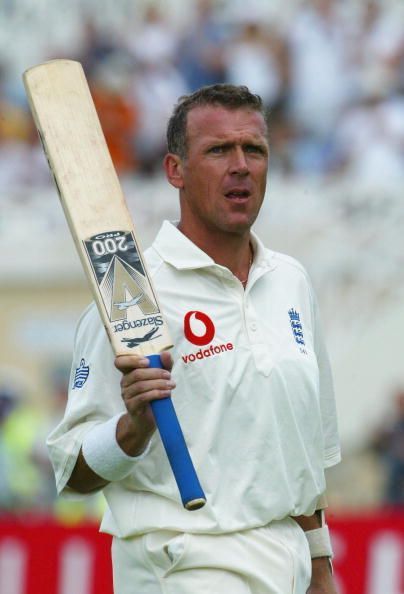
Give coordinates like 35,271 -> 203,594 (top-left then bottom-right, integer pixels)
23,59 -> 206,511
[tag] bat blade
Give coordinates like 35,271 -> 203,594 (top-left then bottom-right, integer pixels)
23,59 -> 205,510
23,60 -> 168,357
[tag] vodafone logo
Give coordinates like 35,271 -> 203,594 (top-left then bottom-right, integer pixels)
182,311 -> 234,364
184,311 -> 216,346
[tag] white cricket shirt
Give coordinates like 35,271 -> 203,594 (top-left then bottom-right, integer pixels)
48,221 -> 340,537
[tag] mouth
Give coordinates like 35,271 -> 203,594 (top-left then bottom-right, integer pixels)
224,189 -> 251,202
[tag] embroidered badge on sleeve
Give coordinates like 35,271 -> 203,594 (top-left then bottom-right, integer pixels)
73,359 -> 90,389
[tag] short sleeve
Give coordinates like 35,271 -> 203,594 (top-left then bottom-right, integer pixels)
311,289 -> 341,469
46,304 -> 125,495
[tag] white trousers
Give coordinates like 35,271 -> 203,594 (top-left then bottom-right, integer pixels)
111,517 -> 311,594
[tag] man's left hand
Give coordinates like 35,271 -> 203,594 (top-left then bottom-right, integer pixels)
307,558 -> 339,594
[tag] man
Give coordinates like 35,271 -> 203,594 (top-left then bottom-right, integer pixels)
48,84 -> 341,594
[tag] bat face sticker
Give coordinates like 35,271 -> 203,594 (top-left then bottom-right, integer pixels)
84,231 -> 160,323
114,295 -> 144,310
121,326 -> 162,348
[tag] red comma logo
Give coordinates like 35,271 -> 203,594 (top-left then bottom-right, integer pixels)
184,311 -> 216,346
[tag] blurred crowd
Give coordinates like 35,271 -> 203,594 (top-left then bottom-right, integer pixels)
0,364 -> 105,521
1,0 -> 404,188
370,389 -> 404,508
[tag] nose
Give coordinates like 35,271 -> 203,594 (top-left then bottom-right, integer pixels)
229,146 -> 249,175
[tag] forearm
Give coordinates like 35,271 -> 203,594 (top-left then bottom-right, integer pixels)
67,413 -> 153,494
67,447 -> 108,493
293,509 -> 322,531
116,412 -> 155,456
293,510 -> 337,592
293,510 -> 332,571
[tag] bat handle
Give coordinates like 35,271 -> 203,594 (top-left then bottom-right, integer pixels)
147,354 -> 206,511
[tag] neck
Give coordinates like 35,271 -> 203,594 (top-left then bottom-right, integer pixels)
177,222 -> 253,283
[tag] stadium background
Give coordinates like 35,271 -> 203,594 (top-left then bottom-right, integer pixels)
0,0 -> 403,592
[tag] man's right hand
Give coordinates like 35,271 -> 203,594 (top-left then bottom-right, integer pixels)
114,351 -> 175,455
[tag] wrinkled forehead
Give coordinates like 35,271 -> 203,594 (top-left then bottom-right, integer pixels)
186,105 -> 268,144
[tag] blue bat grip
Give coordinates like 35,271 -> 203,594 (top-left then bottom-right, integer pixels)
147,354 -> 206,510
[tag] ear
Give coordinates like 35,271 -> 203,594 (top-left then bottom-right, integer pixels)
163,153 -> 184,189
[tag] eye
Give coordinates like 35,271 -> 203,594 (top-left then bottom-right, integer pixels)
244,144 -> 265,154
208,145 -> 225,154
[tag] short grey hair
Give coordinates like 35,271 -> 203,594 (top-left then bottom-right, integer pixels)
166,84 -> 268,159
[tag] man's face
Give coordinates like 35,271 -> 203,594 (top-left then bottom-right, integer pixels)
171,105 -> 269,239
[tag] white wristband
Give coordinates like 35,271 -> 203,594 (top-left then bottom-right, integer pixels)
305,525 -> 333,559
82,413 -> 150,482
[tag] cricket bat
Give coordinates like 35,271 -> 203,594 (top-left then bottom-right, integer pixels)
23,59 -> 205,511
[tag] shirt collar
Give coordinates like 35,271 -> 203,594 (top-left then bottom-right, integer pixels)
152,220 -> 276,273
